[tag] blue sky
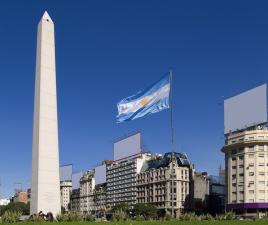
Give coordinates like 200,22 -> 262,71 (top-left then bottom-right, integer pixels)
1,0 -> 268,198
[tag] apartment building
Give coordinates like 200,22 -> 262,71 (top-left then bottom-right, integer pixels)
70,188 -> 80,212
222,128 -> 268,214
106,153 -> 152,209
92,183 -> 107,212
80,169 -> 95,213
136,152 -> 192,217
191,172 -> 210,213
60,180 -> 72,211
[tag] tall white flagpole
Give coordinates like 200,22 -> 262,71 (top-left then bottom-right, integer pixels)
169,68 -> 175,218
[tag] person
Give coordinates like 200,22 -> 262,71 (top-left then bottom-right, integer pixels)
38,211 -> 46,220
46,212 -> 54,221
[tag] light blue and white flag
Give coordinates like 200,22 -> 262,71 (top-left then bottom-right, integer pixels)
117,74 -> 171,123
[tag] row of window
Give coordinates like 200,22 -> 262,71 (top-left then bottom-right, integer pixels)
232,171 -> 267,178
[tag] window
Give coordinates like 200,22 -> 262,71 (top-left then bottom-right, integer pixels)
248,146 -> 254,152
232,149 -> 237,154
249,190 -> 254,194
248,163 -> 254,167
232,157 -> 236,161
259,190 -> 265,194
259,172 -> 265,176
249,172 -> 254,176
259,181 -> 265,185
259,163 -> 265,167
232,192 -> 237,199
259,153 -> 265,158
259,145 -> 265,151
248,154 -> 254,158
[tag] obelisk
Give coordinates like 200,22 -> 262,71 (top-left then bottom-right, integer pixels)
31,11 -> 61,216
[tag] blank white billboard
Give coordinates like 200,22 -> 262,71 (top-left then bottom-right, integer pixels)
224,84 -> 267,134
60,164 -> 73,181
95,164 -> 106,185
72,171 -> 83,189
114,133 -> 141,160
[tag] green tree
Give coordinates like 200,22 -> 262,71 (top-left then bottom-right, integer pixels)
134,203 -> 145,216
111,202 -> 128,212
134,203 -> 157,220
0,202 -> 30,216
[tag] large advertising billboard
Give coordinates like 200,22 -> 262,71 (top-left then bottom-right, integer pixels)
224,84 -> 267,134
72,171 -> 83,189
113,132 -> 141,160
95,164 -> 106,185
60,164 -> 73,181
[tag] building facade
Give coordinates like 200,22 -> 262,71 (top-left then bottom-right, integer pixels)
60,181 -> 72,211
70,189 -> 80,212
222,128 -> 268,214
191,172 -> 210,213
80,170 -> 95,213
106,153 -> 152,209
136,152 -> 192,217
208,175 -> 225,215
92,183 -> 107,213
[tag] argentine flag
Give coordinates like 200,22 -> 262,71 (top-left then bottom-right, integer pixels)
117,74 -> 171,123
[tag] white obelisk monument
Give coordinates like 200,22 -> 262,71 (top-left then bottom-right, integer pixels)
31,11 -> 61,216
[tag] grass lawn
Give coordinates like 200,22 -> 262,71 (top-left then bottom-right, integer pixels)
2,221 -> 268,225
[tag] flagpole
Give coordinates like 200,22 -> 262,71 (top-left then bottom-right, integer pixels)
169,68 -> 175,218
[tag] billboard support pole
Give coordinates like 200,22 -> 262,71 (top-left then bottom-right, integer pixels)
169,68 -> 175,218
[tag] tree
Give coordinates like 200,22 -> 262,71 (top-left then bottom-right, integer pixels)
133,203 -> 144,216
111,203 -> 128,213
0,202 -> 30,216
144,204 -> 157,220
133,203 -> 157,220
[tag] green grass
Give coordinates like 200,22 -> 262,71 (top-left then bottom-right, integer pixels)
2,221 -> 268,225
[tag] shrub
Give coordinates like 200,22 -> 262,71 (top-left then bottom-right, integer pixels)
215,214 -> 226,220
199,213 -> 214,221
84,213 -> 95,221
135,215 -> 145,221
28,214 -> 45,222
67,211 -> 82,222
1,210 -> 22,223
224,211 -> 236,220
56,211 -> 82,222
179,212 -> 198,221
56,213 -> 68,222
112,209 -> 128,221
164,214 -> 172,221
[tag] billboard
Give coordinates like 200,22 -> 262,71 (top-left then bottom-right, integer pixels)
224,84 -> 267,134
95,164 -> 106,185
60,164 -> 73,181
72,171 -> 83,189
113,132 -> 141,160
